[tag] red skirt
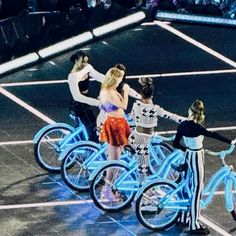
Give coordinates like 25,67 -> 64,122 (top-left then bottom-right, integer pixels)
99,116 -> 131,146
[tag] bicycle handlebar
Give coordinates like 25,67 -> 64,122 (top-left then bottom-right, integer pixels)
153,132 -> 175,142
205,145 -> 235,159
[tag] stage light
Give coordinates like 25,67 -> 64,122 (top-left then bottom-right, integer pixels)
38,32 -> 93,59
155,11 -> 236,26
93,11 -> 146,37
0,53 -> 39,75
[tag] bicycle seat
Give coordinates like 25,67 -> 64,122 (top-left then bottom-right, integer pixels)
124,145 -> 136,155
171,163 -> 187,172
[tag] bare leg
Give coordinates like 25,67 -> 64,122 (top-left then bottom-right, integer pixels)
106,145 -> 122,184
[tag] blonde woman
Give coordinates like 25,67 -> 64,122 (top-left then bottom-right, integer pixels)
99,67 -> 131,200
96,63 -> 141,132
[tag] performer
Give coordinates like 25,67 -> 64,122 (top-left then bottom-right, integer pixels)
99,67 -> 131,200
68,51 -> 104,141
173,99 -> 236,235
129,77 -> 185,183
96,63 -> 141,132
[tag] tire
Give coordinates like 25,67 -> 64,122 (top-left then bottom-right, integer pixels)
136,180 -> 181,231
90,162 -> 136,212
61,143 -> 107,192
34,125 -> 74,173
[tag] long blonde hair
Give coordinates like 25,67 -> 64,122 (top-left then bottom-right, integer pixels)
190,99 -> 205,124
101,68 -> 124,89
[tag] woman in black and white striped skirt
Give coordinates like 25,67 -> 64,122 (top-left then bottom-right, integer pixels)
173,99 -> 236,235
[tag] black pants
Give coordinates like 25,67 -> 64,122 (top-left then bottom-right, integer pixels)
70,100 -> 98,142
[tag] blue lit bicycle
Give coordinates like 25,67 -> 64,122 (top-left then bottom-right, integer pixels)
33,113 -> 88,173
33,113 -> 134,173
135,144 -> 236,231
60,134 -> 175,192
89,134 -> 183,212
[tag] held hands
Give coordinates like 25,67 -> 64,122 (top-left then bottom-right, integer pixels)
123,84 -> 130,93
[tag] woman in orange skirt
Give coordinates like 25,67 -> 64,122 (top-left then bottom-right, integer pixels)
99,67 -> 130,200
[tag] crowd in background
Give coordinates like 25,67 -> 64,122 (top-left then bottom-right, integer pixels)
1,0 -> 236,65
0,0 -> 137,64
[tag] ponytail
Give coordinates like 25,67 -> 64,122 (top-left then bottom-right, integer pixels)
190,100 -> 205,124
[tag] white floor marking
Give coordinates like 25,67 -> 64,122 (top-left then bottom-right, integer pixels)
0,80 -> 67,87
0,125 -> 235,146
1,68 -> 236,87
200,216 -> 232,236
0,199 -> 94,210
154,20 -> 236,68
158,125 -> 236,135
127,68 -> 236,79
0,140 -> 33,146
0,87 -> 55,124
0,189 -> 231,210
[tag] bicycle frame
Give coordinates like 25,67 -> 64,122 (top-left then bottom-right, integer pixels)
202,165 -> 236,212
153,159 -> 236,214
57,124 -> 89,152
100,148 -> 184,194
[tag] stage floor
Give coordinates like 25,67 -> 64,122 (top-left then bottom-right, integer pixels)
0,20 -> 236,235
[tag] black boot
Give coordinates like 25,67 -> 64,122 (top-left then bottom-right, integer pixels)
189,226 -> 210,235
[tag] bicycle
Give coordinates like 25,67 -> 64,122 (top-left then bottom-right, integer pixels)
33,113 -> 89,173
135,144 -> 236,231
89,134 -> 183,212
33,113 -> 134,173
60,134 -> 175,193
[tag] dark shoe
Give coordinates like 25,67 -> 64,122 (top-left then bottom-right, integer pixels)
189,227 -> 210,235
176,221 -> 188,227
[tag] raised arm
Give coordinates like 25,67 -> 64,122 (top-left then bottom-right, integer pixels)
87,64 -> 104,83
128,87 -> 141,99
155,105 -> 186,123
199,125 -> 232,144
68,65 -> 100,107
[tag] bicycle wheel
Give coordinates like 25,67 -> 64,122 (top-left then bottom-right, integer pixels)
90,162 -> 136,212
34,125 -> 74,173
61,143 -> 106,192
149,142 -> 173,173
136,180 -> 181,231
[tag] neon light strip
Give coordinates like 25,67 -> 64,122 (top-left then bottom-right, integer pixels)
0,87 -> 55,124
0,53 -> 39,75
1,68 -> 236,87
154,20 -> 236,68
38,32 -> 93,58
93,11 -> 146,36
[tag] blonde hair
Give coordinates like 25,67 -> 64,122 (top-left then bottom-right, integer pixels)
101,68 -> 124,89
190,99 -> 205,124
